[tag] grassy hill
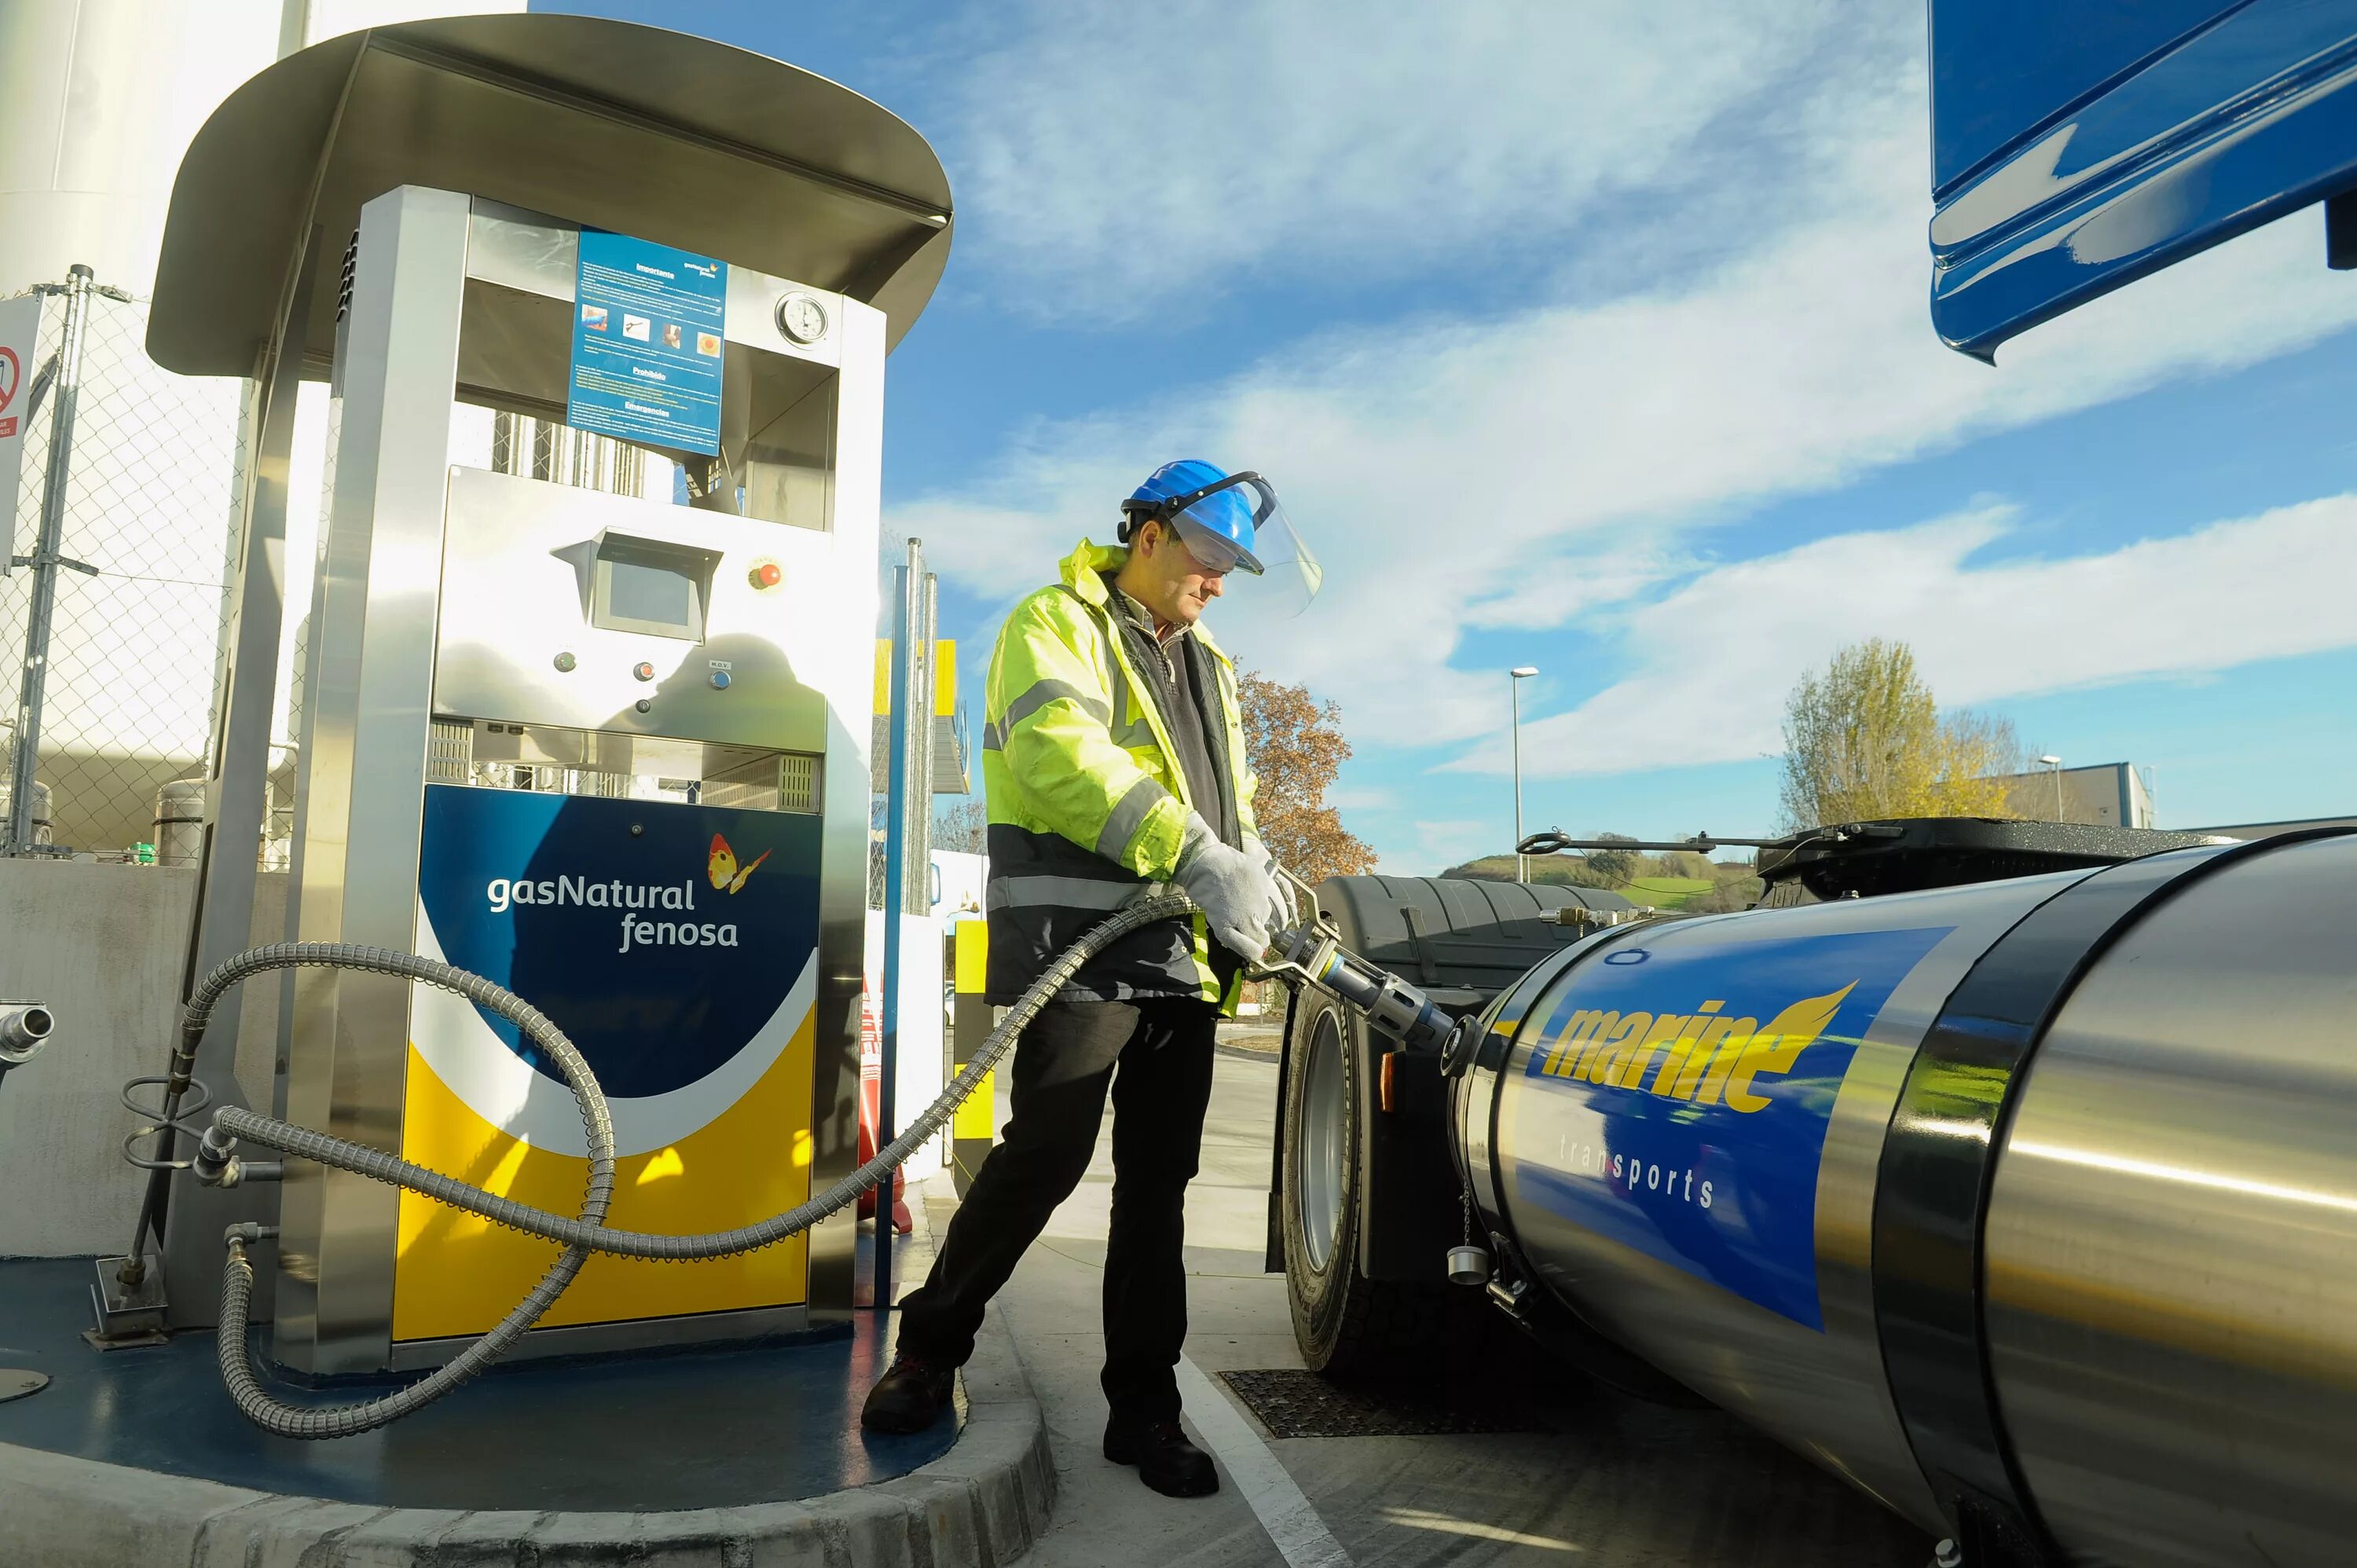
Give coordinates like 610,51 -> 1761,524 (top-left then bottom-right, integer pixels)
1613,876 -> 1716,907
1438,852 -> 1761,912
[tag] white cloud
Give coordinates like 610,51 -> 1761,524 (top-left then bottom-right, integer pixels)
1398,819 -> 1497,874
1461,496 -> 2357,778
1325,783 -> 1397,811
904,134 -> 2357,760
902,9 -> 2357,804
943,0 -> 1901,319
1459,544 -> 1702,632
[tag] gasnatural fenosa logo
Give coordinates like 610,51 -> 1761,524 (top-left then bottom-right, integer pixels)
482,831 -> 773,954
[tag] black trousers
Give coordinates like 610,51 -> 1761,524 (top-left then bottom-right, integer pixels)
893,996 -> 1217,1425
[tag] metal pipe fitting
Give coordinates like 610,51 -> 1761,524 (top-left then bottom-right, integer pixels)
192,1127 -> 278,1187
0,1002 -> 55,1066
192,1123 -> 238,1185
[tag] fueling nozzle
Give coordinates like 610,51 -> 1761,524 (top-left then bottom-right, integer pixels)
1256,873 -> 1453,1053
1266,921 -> 1453,1051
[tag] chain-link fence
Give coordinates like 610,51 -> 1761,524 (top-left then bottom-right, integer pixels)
1,266 -> 245,859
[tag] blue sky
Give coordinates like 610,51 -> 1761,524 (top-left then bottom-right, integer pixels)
545,0 -> 2357,870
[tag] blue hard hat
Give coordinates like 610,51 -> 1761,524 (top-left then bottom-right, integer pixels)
1120,460 -> 1266,574
1118,460 -> 1323,614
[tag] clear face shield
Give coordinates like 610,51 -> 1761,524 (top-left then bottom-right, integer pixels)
1151,472 -> 1322,617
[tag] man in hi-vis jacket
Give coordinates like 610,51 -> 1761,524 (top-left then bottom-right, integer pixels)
861,460 -> 1318,1500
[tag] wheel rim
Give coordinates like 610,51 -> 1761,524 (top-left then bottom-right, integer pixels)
1295,1009 -> 1347,1275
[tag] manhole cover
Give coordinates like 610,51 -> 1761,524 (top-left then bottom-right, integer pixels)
1218,1368 -> 1545,1438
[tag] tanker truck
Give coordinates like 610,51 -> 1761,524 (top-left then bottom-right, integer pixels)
1260,821 -> 2357,1568
1259,7 -> 2357,1560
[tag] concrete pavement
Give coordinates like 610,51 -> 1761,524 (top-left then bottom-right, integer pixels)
0,1189 -> 1057,1568
968,1048 -> 1941,1566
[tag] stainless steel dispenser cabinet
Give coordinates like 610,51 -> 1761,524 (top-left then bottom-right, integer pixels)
141,16 -> 952,1376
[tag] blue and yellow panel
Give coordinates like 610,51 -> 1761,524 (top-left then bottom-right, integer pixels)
1507,926 -> 1952,1331
394,785 -> 822,1341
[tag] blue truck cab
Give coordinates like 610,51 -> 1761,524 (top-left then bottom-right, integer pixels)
1929,0 -> 2357,358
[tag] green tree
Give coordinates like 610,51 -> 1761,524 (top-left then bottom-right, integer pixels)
1778,639 -> 2020,831
1585,831 -> 1641,881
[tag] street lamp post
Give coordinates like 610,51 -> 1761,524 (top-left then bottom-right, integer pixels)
2038,754 -> 2064,822
1511,667 -> 1538,881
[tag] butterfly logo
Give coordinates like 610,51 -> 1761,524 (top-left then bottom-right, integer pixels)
708,832 -> 771,894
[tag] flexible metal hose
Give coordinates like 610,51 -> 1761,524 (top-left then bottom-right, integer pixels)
200,893 -> 1195,1438
209,943 -> 618,1438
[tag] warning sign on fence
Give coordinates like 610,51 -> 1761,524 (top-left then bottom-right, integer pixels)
0,294 -> 43,575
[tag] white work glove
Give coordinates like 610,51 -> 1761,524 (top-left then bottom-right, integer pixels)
1241,830 -> 1290,936
1174,814 -> 1282,961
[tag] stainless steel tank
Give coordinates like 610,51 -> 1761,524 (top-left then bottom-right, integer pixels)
1453,828 -> 2357,1567
153,777 -> 204,867
0,780 -> 53,847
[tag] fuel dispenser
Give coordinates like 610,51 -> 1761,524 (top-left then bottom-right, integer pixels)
302,186 -> 873,1372
113,16 -> 953,1378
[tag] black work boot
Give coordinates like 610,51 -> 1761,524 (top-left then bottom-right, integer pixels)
861,1353 -> 955,1434
1104,1416 -> 1219,1498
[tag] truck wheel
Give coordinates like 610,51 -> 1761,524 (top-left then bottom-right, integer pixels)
1280,987 -> 1450,1377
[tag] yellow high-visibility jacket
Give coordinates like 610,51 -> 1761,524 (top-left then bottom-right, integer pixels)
981,537 -> 1259,1010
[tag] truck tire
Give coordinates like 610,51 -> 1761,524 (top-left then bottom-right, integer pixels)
1276,875 -> 1636,1379
1279,983 -> 1450,1376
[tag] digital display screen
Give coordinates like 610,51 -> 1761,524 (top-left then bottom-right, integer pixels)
592,537 -> 708,640
607,557 -> 695,629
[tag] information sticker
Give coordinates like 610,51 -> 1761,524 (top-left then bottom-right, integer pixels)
568,230 -> 727,456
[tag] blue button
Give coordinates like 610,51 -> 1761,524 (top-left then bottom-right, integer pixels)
709,671 -> 731,691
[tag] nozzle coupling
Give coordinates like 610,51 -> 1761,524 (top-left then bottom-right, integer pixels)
1270,922 -> 1452,1052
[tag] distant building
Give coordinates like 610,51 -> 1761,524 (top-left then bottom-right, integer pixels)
1992,761 -> 2155,829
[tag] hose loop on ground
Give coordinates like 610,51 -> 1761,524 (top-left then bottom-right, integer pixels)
201,894 -> 1196,1438
210,943 -> 616,1438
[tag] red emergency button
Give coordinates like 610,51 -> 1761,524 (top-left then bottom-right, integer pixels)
632,661 -> 655,682
750,562 -> 783,589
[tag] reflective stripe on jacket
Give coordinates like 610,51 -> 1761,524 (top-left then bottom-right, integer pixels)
981,537 -> 1259,1009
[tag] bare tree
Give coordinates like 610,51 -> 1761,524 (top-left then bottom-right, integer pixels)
934,797 -> 987,854
1779,639 -> 2020,831
1237,670 -> 1376,883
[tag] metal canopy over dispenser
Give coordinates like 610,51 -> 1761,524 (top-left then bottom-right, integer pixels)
139,15 -> 949,1376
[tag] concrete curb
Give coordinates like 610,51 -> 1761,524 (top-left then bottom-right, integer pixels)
0,1300 -> 1055,1567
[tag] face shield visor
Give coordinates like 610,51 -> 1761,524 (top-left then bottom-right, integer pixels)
1140,472 -> 1322,617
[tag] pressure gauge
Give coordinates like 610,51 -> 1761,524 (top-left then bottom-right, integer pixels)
775,291 -> 829,346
